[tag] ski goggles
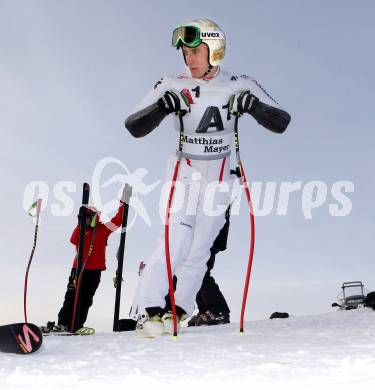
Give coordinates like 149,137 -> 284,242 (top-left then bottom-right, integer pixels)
172,25 -> 224,49
172,26 -> 201,48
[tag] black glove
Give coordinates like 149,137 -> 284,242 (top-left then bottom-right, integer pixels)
229,90 -> 259,116
158,90 -> 191,116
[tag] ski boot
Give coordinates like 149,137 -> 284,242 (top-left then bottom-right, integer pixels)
40,321 -> 67,334
195,311 -> 230,326
162,306 -> 187,334
135,307 -> 167,338
75,327 -> 95,335
187,314 -> 199,327
162,311 -> 187,334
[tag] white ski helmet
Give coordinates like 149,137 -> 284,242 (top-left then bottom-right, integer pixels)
172,18 -> 226,67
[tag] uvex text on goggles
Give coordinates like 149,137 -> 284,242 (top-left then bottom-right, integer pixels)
172,25 -> 224,49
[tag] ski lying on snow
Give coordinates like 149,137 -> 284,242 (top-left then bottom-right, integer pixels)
42,327 -> 95,337
0,323 -> 43,354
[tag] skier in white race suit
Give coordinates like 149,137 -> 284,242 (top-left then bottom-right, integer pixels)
125,18 -> 291,337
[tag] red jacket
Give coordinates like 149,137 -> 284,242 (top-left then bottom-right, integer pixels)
70,202 -> 124,271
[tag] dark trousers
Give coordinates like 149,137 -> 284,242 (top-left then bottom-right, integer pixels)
195,251 -> 230,314
58,268 -> 101,329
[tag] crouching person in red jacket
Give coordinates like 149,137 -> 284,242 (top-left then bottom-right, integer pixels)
47,193 -> 126,333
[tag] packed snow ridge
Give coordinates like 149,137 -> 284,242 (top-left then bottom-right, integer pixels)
1,310 -> 375,390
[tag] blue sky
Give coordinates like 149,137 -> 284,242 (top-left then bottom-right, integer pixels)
0,0 -> 374,329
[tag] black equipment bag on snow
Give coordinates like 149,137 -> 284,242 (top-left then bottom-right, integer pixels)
365,291 -> 375,309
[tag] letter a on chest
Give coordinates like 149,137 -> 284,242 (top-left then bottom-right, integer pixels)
196,106 -> 224,133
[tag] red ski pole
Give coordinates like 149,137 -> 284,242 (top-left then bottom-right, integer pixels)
238,163 -> 255,334
70,223 -> 96,333
24,199 -> 42,323
70,183 -> 90,332
164,115 -> 185,339
165,160 -> 181,338
233,116 -> 256,334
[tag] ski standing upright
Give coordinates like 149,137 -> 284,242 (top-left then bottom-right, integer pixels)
70,183 -> 90,333
113,184 -> 133,331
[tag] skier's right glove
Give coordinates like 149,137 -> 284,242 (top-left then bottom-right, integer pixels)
158,90 -> 192,117
229,91 -> 259,117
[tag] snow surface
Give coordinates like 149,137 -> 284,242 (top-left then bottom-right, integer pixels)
1,310 -> 375,390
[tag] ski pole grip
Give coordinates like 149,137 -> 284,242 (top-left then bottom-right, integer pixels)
28,199 -> 43,217
36,199 -> 42,214
122,184 -> 132,204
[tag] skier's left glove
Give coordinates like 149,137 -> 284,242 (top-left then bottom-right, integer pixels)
158,90 -> 191,117
229,91 -> 259,116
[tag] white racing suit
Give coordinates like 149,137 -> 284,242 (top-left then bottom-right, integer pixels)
128,69 -> 282,318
